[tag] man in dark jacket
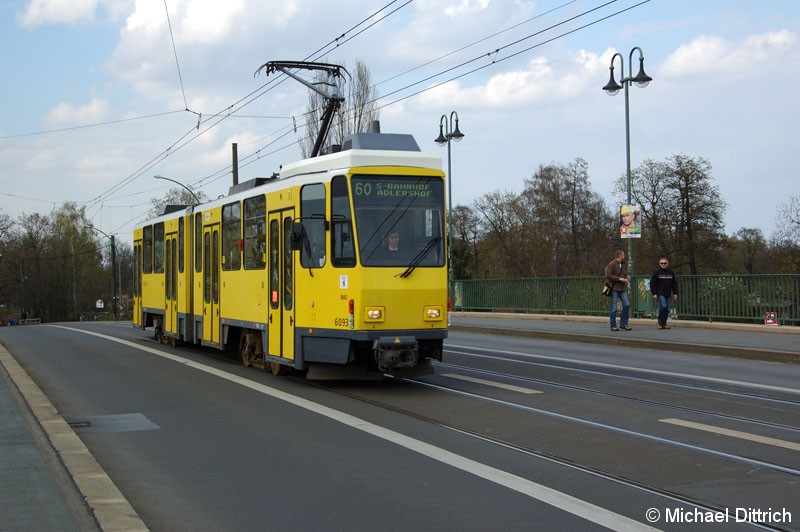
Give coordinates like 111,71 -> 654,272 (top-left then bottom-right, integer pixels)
604,250 -> 631,331
650,258 -> 678,329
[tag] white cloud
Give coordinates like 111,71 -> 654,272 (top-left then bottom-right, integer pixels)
18,0 -> 133,27
46,99 -> 110,125
180,0 -> 246,45
18,0 -> 100,27
413,49 -> 608,110
414,0 -> 491,17
660,29 -> 797,78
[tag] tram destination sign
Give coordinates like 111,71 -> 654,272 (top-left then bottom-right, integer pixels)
353,177 -> 440,204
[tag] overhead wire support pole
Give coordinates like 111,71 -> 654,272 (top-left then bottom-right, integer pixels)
255,61 -> 349,157
86,225 -> 117,320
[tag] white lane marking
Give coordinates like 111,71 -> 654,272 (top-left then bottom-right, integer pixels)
660,418 -> 800,452
440,373 -> 542,394
447,344 -> 800,395
51,325 -> 655,532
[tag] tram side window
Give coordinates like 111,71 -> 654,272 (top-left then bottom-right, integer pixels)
153,222 -> 165,273
300,183 -> 326,268
133,243 -> 140,296
283,217 -> 293,310
222,202 -> 241,271
243,196 -> 266,270
269,219 -> 279,309
331,175 -> 355,267
143,226 -> 153,274
194,213 -> 202,273
178,217 -> 185,273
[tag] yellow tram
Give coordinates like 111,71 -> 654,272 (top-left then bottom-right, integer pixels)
133,128 -> 448,378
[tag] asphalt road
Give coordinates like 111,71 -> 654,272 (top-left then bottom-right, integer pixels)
1,321 -> 799,531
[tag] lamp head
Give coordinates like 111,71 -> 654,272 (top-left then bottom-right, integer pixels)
450,118 -> 464,142
602,67 -> 622,96
434,124 -> 447,146
632,57 -> 652,88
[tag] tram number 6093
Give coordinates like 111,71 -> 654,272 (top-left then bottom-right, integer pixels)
334,317 -> 349,327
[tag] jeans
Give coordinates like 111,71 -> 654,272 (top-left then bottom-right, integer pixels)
609,290 -> 629,328
657,295 -> 671,325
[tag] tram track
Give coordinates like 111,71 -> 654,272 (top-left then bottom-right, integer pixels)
445,346 -> 800,405
304,376 -> 794,532
134,329 -> 797,529
436,360 -> 800,435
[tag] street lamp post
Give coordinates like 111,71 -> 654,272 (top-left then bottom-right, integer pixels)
88,226 -> 117,320
154,175 -> 200,205
602,46 -> 652,283
434,111 -> 465,305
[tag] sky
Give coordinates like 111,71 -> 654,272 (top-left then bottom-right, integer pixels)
1,0 -> 798,247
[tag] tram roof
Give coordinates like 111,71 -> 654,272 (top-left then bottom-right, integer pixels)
279,148 -> 442,180
136,147 -> 443,228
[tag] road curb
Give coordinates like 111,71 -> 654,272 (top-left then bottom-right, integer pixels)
0,345 -> 148,532
449,325 -> 800,365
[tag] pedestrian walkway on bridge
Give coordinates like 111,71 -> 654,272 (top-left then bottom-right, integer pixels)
449,312 -> 800,365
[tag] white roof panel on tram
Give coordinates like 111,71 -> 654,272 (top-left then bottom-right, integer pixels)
279,149 -> 442,179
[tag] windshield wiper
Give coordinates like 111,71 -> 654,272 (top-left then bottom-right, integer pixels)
398,236 -> 441,278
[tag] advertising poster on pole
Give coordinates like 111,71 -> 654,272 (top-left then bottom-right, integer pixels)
620,204 -> 641,239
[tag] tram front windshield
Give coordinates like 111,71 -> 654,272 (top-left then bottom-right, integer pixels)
352,175 -> 445,267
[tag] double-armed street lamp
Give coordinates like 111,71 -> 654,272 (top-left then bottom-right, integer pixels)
154,174 -> 200,205
87,225 -> 117,320
434,111 -> 465,302
602,46 -> 652,280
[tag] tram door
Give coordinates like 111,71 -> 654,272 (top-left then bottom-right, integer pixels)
133,239 -> 142,327
267,210 -> 295,361
202,224 -> 220,345
165,233 -> 178,336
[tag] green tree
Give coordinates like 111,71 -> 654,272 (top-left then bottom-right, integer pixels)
48,203 -> 103,320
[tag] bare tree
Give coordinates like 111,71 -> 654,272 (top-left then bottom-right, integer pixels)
726,228 -> 767,274
772,194 -> 800,272
775,194 -> 800,244
617,154 -> 726,274
148,187 -> 208,219
450,204 -> 484,279
523,158 -> 611,275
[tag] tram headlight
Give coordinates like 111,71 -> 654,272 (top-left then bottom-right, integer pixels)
365,307 -> 385,322
424,306 -> 443,321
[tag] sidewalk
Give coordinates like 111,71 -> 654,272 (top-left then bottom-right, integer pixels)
0,341 -> 147,532
449,312 -> 800,364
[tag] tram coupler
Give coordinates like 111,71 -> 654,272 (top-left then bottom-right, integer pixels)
374,336 -> 418,372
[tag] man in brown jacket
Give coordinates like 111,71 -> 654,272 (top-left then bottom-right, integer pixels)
605,250 -> 631,331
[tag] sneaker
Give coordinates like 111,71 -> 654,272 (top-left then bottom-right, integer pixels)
663,325 -> 671,329
610,326 -> 619,331
657,324 -> 664,329
622,326 -> 632,331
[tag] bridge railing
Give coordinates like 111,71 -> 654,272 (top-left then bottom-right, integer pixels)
453,274 -> 799,326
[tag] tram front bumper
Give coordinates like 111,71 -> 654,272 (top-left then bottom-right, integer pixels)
374,336 -> 418,372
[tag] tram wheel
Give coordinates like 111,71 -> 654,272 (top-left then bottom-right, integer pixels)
269,361 -> 286,376
239,337 -> 252,368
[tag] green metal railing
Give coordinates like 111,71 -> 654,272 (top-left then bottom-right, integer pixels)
453,274 -> 800,326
